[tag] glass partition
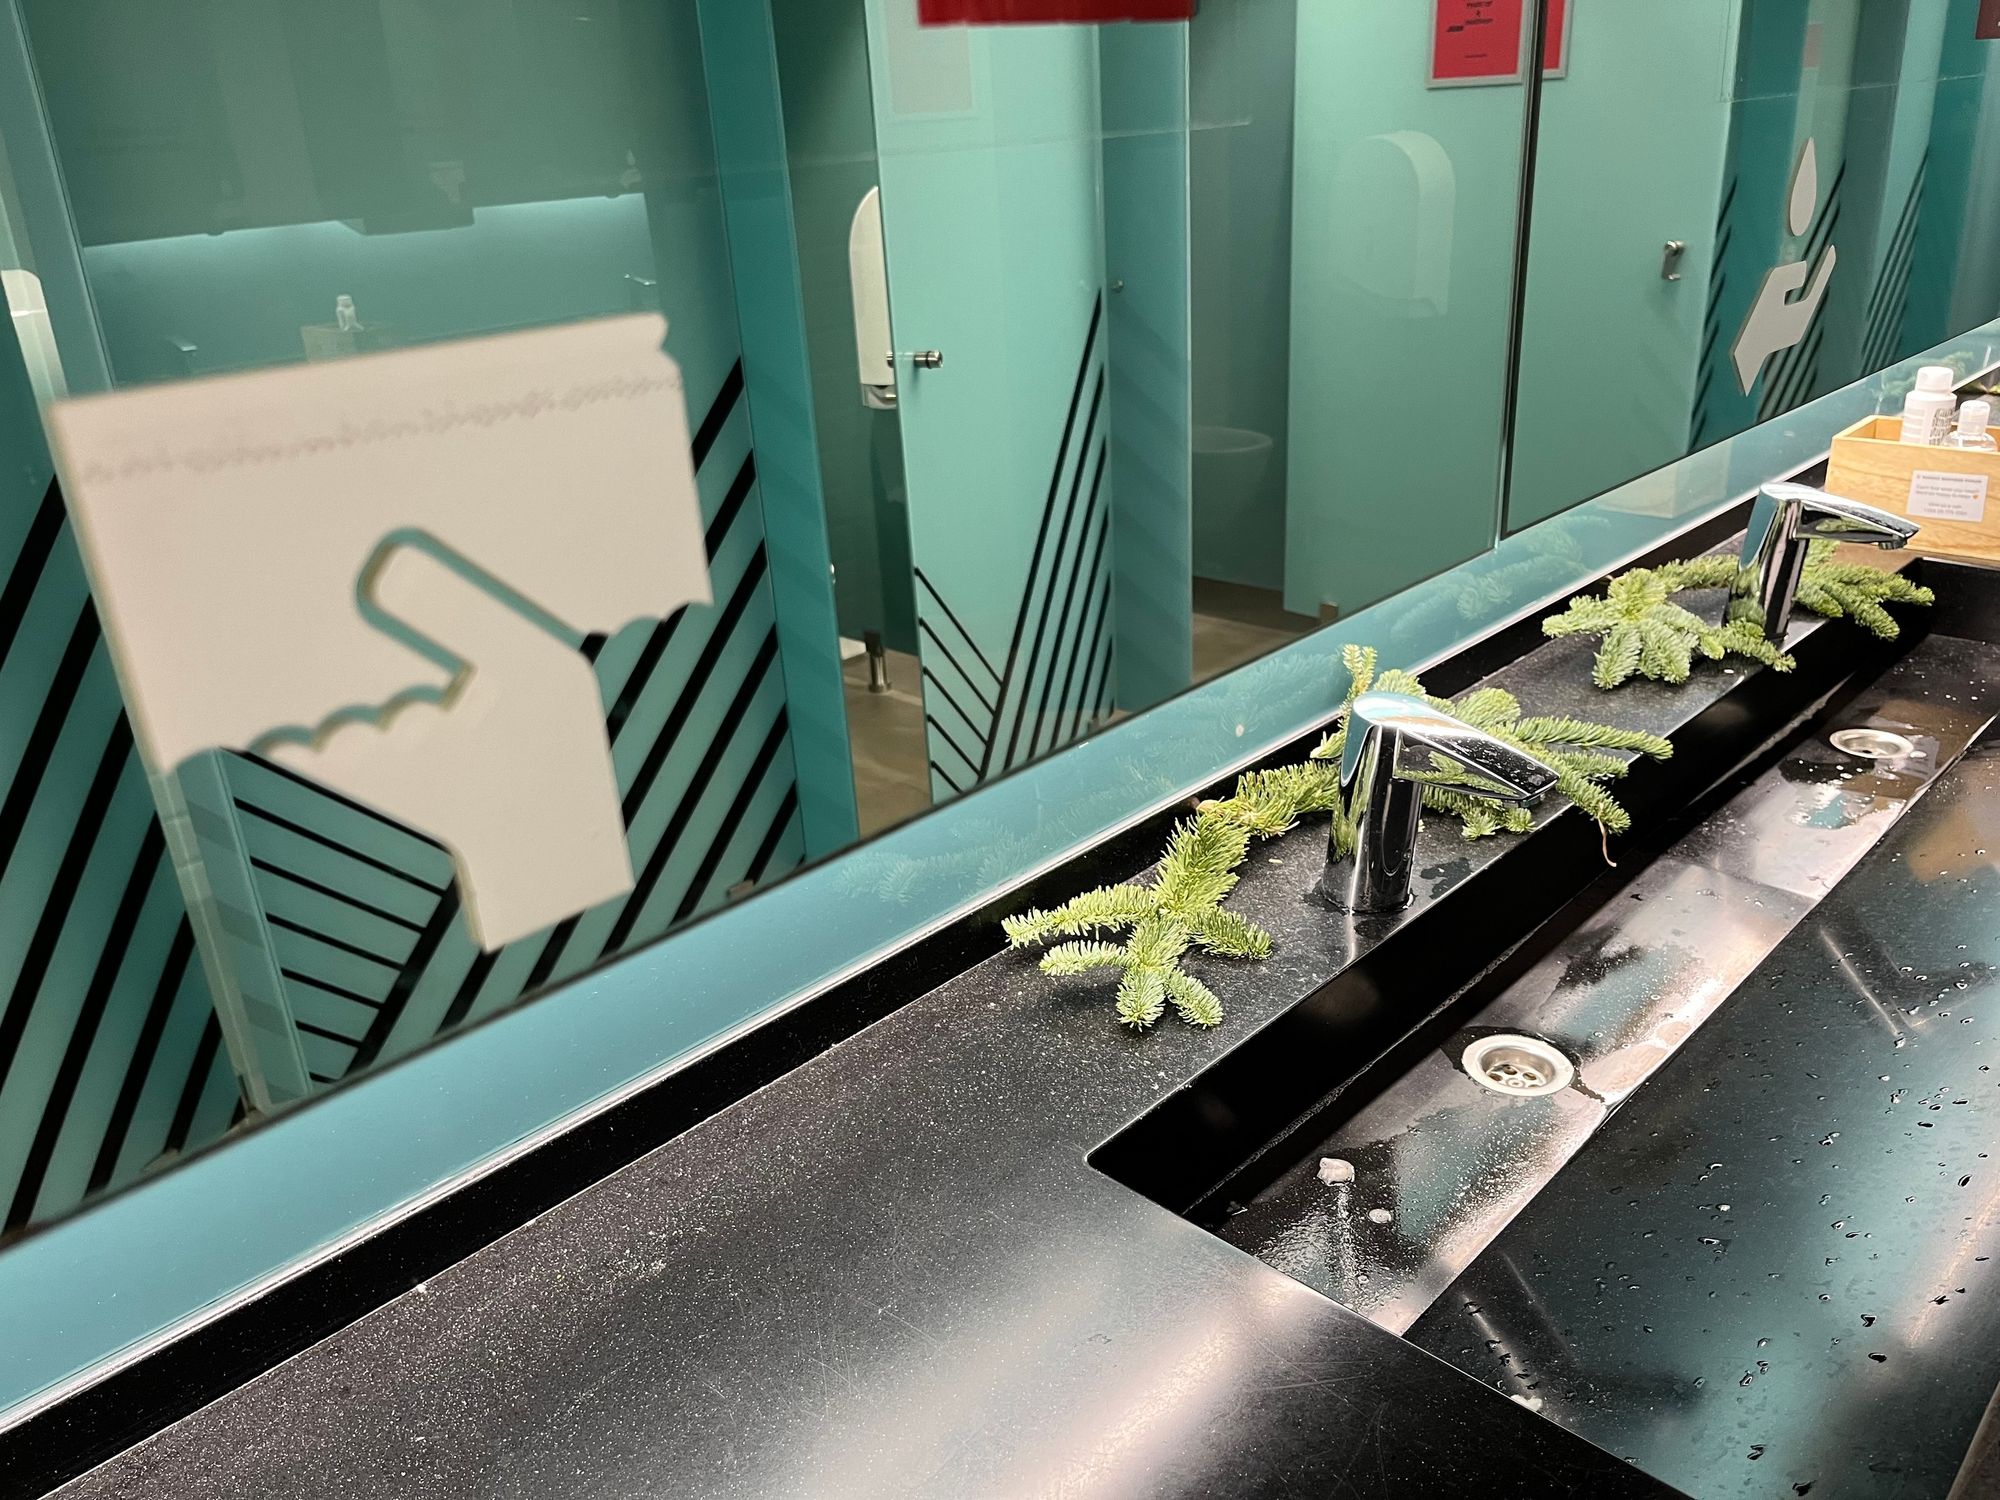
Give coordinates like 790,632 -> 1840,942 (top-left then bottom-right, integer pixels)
1,0 -> 1997,1429
1508,0 -> 2000,531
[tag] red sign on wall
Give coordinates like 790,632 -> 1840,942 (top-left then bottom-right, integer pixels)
918,0 -> 1193,22
1979,0 -> 2000,40
1431,0 -> 1569,86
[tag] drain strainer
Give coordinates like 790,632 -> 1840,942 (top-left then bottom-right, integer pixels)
1830,727 -> 1917,761
1462,1035 -> 1574,1097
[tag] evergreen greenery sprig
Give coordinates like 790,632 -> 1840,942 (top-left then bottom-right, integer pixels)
1004,644 -> 1671,1032
1541,556 -> 1793,689
1312,645 -> 1672,845
1543,547 -> 1935,689
1795,539 -> 1936,639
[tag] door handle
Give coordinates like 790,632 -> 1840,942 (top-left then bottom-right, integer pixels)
892,350 -> 945,370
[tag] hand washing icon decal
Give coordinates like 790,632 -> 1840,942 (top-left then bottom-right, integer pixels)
1732,137 -> 1836,395
46,315 -> 711,949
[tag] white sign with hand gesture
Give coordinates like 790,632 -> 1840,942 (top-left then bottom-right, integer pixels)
47,314 -> 710,949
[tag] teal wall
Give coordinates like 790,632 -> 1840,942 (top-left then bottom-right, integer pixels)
769,0 -> 917,657
1506,0 -> 1740,532
864,1 -> 1118,796
1188,0 -> 1295,593
1102,21 -> 1193,713
1284,0 -> 1527,620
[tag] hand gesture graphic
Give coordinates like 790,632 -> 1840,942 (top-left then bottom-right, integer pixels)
265,541 -> 632,950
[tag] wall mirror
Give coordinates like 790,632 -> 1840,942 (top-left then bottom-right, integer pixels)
0,0 -> 1993,1333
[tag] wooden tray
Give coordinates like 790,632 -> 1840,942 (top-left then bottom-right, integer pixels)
1825,413 -> 2000,564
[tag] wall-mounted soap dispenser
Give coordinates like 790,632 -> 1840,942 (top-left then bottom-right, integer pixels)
849,187 -> 896,410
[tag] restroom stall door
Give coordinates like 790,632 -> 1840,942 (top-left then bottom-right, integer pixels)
864,0 -> 1115,801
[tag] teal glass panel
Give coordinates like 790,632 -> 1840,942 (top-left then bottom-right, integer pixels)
1103,23 -> 1194,714
1508,0 -> 2000,532
864,2 -> 1142,799
1285,0 -> 1532,618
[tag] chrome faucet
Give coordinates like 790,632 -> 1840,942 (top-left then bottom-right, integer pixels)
1728,481 -> 1918,641
1317,692 -> 1560,915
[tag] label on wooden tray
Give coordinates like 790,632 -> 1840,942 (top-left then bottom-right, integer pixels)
1908,469 -> 1990,523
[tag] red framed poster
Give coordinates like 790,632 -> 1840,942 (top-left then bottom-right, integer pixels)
918,0 -> 1193,22
1430,0 -> 1569,87
1980,0 -> 2000,40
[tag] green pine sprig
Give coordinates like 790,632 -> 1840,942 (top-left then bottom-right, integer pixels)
1542,560 -> 1794,688
1311,645 -> 1671,848
1006,643 -> 1670,1032
1543,546 -> 1933,689
1794,540 -> 1936,640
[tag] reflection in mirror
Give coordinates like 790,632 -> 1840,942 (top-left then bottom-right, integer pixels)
12,0 -> 1985,1253
0,0 -> 1549,1239
1509,0 -> 2000,532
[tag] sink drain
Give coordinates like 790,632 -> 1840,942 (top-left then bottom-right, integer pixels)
1462,1035 -> 1574,1097
1830,727 -> 1917,761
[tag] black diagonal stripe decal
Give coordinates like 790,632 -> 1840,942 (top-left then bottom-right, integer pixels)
1071,577 -> 1115,744
1027,443 -> 1108,762
263,913 -> 404,970
239,754 -> 443,848
998,374 -> 1105,774
504,545 -> 774,1004
435,950 -> 502,1038
620,547 -> 770,827
87,918 -> 195,1195
1047,477 -> 1112,755
602,628 -> 781,956
918,666 -> 992,751
602,453 -> 755,744
249,858 -> 426,933
670,710 -> 791,926
924,710 -> 981,777
294,1018 -> 364,1048
8,821 -> 167,1228
0,603 -> 102,887
0,714 -> 135,1098
233,801 -> 449,894
912,296 -> 1112,796
913,567 -> 1002,687
916,622 -> 997,716
691,361 -> 746,472
746,785 -> 800,885
0,481 -> 67,666
282,970 -> 385,1009
346,885 -> 460,1074
979,298 -> 1103,778
164,1015 -> 223,1155
348,417 -> 762,1064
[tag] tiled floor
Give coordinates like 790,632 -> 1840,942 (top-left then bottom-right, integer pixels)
843,648 -> 932,838
1192,576 -> 1317,680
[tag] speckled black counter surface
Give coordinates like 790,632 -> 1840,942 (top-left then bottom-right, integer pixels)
1408,729 -> 2000,1499
52,601 -> 1873,1500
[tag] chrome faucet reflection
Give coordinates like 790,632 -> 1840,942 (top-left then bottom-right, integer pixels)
1318,693 -> 1559,916
1728,481 -> 1918,641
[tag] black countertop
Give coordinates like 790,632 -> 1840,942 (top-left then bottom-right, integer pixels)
50,601 -> 1857,1500
1408,727 -> 2000,1498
